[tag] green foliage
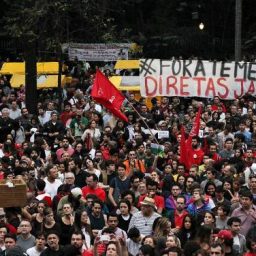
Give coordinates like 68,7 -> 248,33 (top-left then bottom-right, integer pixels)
2,0 -> 132,54
1,0 -> 256,59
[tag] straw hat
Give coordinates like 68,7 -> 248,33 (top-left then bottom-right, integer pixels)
141,197 -> 157,210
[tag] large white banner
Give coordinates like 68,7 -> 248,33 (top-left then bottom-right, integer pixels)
68,43 -> 131,61
139,59 -> 256,99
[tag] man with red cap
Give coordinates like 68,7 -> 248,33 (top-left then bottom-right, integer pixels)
217,230 -> 235,256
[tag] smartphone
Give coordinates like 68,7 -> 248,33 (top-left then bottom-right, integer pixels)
100,234 -> 110,243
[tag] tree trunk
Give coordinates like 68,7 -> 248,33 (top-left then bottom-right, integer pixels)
24,41 -> 37,115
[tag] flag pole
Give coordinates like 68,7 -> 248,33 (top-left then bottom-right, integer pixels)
127,101 -> 160,145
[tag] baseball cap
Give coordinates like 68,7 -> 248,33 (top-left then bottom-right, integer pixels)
71,187 -> 82,198
217,230 -> 233,240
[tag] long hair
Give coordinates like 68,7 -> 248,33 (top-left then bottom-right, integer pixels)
177,214 -> 197,247
180,214 -> 197,233
204,180 -> 216,197
152,217 -> 170,238
74,210 -> 93,238
167,234 -> 181,248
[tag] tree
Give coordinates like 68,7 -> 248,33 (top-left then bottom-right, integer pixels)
2,0 -> 131,113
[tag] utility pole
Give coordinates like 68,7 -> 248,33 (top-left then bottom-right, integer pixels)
235,0 -> 242,61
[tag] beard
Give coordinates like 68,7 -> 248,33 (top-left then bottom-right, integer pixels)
192,144 -> 198,149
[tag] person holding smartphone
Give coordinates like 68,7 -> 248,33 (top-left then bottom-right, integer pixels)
93,228 -> 128,256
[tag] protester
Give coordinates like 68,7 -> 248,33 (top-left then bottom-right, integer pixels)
128,197 -> 161,236
0,233 -> 18,256
227,217 -> 246,255
40,231 -> 65,256
26,232 -> 46,256
231,189 -> 256,236
16,220 -> 35,251
126,227 -> 143,256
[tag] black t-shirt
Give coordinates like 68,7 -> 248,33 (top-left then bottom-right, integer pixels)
41,246 -> 65,256
43,222 -> 62,238
110,176 -> 130,203
75,170 -> 87,188
118,214 -> 132,232
107,172 -> 117,185
89,212 -> 106,230
110,177 -> 130,193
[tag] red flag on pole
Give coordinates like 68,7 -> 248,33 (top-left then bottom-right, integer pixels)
91,70 -> 128,122
186,106 -> 202,147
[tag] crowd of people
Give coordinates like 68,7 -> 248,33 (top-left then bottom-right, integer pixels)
0,59 -> 255,256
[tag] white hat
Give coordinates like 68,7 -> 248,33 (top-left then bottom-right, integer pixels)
71,187 -> 82,198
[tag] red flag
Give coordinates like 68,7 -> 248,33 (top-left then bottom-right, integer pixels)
91,70 -> 128,122
186,106 -> 202,147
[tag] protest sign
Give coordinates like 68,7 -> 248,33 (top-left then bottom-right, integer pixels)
157,131 -> 169,139
68,43 -> 131,61
139,59 -> 256,99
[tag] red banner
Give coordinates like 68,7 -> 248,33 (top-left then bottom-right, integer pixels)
91,70 -> 128,122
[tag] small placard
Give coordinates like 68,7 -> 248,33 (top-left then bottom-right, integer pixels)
158,131 -> 169,139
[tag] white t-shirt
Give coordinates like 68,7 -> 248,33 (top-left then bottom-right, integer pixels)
126,238 -> 142,256
81,228 -> 91,249
38,113 -> 51,125
27,246 -> 46,256
44,178 -> 62,199
0,244 -> 5,251
233,235 -> 240,248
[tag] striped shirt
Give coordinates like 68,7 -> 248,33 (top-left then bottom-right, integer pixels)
128,211 -> 161,236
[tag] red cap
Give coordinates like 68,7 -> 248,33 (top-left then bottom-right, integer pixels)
15,144 -> 22,149
217,230 -> 233,240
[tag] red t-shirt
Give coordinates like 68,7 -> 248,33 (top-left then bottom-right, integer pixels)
82,186 -> 106,202
188,148 -> 205,167
56,147 -> 74,162
210,153 -> 222,162
211,103 -> 226,112
60,111 -> 75,126
174,210 -> 188,228
82,250 -> 94,256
